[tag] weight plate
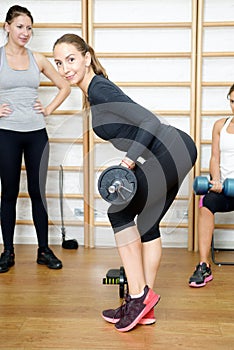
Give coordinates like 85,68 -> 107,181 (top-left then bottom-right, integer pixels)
98,165 -> 137,205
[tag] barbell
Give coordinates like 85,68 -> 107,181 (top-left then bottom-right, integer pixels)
103,266 -> 128,298
98,165 -> 137,205
193,176 -> 234,197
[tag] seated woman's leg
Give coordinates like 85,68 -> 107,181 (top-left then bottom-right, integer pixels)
198,206 -> 215,264
189,192 -> 232,287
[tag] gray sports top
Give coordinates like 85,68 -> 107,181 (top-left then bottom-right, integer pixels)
0,46 -> 46,131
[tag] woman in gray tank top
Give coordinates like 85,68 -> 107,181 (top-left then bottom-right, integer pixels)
0,5 -> 70,273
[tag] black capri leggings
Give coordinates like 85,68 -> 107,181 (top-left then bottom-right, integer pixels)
0,128 -> 49,251
200,191 -> 234,214
108,129 -> 197,243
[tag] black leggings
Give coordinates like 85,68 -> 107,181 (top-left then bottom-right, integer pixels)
0,128 -> 49,251
200,191 -> 234,214
108,129 -> 197,242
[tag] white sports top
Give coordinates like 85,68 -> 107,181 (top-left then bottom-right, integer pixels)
219,116 -> 234,181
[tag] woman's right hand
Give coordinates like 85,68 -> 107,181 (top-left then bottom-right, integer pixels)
209,180 -> 223,193
0,104 -> 12,117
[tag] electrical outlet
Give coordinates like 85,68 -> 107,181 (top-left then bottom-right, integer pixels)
74,208 -> 83,217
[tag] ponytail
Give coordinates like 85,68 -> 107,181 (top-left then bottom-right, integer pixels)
88,45 -> 108,78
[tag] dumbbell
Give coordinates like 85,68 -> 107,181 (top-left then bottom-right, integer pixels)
193,176 -> 234,197
98,165 -> 137,205
103,266 -> 128,298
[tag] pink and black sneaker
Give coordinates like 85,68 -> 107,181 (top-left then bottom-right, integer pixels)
113,285 -> 160,332
189,262 -> 213,287
102,304 -> 157,325
139,307 -> 156,325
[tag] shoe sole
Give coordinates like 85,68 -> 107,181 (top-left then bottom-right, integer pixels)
101,314 -> 119,324
0,267 -> 9,273
138,317 -> 156,325
37,260 -> 63,269
115,292 -> 160,332
102,314 -> 156,325
0,261 -> 15,273
189,274 -> 213,288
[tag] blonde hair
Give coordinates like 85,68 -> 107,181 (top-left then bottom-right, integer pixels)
53,34 -> 108,109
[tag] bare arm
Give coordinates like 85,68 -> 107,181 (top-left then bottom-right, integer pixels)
33,52 -> 71,116
209,118 -> 225,192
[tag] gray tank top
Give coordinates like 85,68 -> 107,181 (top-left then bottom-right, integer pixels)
0,46 -> 46,131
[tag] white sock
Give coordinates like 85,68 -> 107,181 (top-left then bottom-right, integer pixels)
130,290 -> 144,299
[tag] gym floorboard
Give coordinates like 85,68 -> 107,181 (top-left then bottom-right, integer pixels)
0,245 -> 233,349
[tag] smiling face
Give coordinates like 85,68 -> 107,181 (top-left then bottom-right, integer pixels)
53,42 -> 92,87
5,14 -> 33,47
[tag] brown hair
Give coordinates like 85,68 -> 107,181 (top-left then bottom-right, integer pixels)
4,5 -> 34,26
53,34 -> 108,108
227,84 -> 234,99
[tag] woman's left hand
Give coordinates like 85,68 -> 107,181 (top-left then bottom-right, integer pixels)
121,157 -> 135,170
34,100 -> 48,116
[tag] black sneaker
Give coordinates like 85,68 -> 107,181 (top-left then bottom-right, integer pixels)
114,285 -> 160,332
189,262 -> 213,287
37,247 -> 62,269
0,250 -> 15,273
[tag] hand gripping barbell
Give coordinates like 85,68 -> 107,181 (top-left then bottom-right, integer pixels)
193,176 -> 234,197
98,165 -> 137,205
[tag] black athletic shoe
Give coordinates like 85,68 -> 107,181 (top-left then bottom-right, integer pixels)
0,250 -> 15,273
189,262 -> 213,287
37,247 -> 62,270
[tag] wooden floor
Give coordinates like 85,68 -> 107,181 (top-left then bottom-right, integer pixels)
0,245 -> 233,350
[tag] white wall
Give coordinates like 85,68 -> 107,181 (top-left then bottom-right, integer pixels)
0,0 -> 234,249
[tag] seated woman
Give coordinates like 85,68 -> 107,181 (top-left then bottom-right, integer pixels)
189,84 -> 234,287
